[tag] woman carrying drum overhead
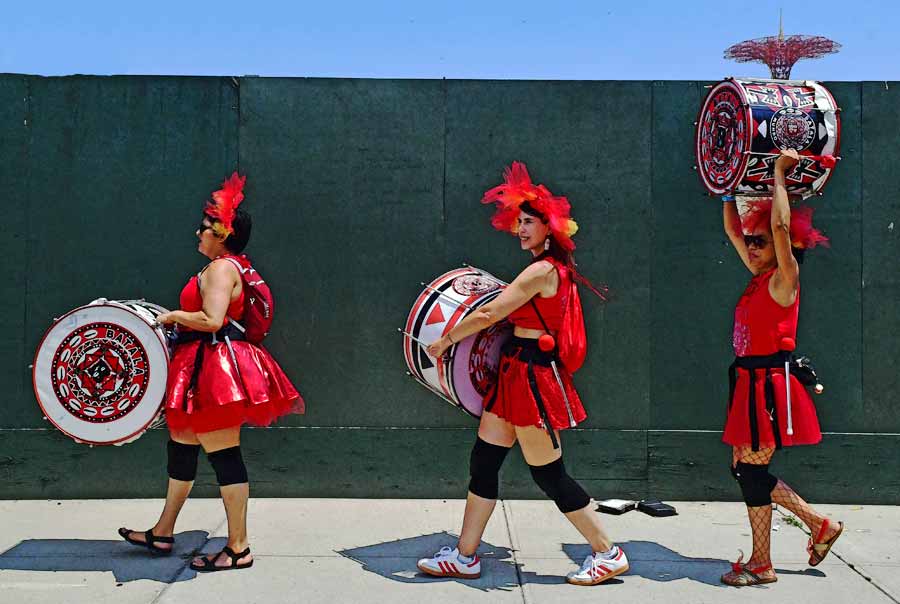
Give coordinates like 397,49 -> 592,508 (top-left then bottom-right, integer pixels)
416,162 -> 627,586
720,150 -> 842,587
118,173 -> 303,572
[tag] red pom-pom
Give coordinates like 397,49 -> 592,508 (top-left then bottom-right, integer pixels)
818,155 -> 837,169
538,334 -> 556,352
779,337 -> 796,352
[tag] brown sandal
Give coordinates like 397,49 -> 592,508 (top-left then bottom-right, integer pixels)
808,519 -> 844,566
721,552 -> 777,587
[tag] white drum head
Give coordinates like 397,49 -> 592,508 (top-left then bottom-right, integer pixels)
32,301 -> 170,445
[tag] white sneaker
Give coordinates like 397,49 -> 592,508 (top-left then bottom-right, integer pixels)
417,546 -> 481,579
566,546 -> 629,586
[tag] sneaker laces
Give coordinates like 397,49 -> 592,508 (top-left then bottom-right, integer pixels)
434,546 -> 454,559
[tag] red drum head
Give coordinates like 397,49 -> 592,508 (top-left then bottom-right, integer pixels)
32,299 -> 171,446
696,78 -> 841,199
403,267 -> 512,418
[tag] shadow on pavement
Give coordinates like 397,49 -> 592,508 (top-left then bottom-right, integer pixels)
0,530 -> 226,583
563,540 -> 826,587
339,531 -> 564,591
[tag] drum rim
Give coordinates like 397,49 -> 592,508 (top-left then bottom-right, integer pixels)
32,301 -> 168,446
695,79 -> 752,196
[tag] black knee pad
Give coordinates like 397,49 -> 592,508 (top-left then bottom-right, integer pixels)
167,440 -> 201,481
731,462 -> 778,507
468,437 -> 511,499
207,446 -> 248,486
529,458 -> 590,513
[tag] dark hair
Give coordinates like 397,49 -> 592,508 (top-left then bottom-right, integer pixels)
205,209 -> 252,254
792,247 -> 806,264
520,201 -> 575,269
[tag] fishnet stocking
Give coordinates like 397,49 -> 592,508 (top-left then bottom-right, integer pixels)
771,479 -> 826,537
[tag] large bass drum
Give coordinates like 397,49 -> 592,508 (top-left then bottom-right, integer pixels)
695,77 -> 841,198
402,266 -> 513,418
32,298 -> 172,446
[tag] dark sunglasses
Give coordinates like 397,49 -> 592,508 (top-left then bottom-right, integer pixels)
198,221 -> 214,234
743,234 -> 771,248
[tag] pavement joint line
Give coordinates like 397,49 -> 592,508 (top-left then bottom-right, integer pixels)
775,507 -> 900,604
500,499 -> 529,604
148,518 -> 228,604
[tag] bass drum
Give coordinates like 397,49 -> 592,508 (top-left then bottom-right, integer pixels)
695,77 -> 840,199
402,266 -> 513,418
32,298 -> 173,446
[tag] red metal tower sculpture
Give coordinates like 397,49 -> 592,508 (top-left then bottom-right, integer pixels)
724,12 -> 841,79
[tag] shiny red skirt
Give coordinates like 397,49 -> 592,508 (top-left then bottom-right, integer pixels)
165,338 -> 303,434
722,367 -> 821,449
483,337 -> 586,430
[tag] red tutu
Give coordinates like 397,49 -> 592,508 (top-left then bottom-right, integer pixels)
483,339 -> 586,430
165,339 -> 303,434
722,368 -> 820,448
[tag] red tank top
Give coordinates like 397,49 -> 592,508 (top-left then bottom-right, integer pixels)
179,256 -> 245,324
732,268 -> 799,357
507,260 -> 569,332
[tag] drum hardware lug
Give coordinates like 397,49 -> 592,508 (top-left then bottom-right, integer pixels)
28,364 -> 34,369
692,165 -> 697,170
42,416 -> 47,421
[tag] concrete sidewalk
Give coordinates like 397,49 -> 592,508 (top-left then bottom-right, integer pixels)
0,499 -> 897,604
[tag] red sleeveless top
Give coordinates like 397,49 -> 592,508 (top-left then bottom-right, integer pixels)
732,268 -> 799,357
179,256 -> 245,324
507,260 -> 570,332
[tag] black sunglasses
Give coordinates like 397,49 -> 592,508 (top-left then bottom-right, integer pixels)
743,234 -> 771,248
198,221 -> 214,234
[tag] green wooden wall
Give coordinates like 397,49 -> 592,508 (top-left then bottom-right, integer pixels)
2,75 -> 897,503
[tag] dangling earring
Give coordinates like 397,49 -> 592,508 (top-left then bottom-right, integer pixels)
544,237 -> 551,251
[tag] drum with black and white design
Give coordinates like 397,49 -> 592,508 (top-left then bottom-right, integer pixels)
695,77 -> 841,198
402,266 -> 513,418
32,298 -> 173,446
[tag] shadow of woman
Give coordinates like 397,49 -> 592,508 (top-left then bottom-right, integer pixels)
0,530 -> 226,583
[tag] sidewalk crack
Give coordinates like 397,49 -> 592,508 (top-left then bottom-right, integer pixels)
500,500 -> 529,604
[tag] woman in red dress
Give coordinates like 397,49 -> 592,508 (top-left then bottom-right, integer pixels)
720,150 -> 842,586
416,162 -> 628,587
118,173 -> 302,572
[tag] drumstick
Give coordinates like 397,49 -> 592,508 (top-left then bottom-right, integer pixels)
780,337 -> 796,436
549,360 -> 577,428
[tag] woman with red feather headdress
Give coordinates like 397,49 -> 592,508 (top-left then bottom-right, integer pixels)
416,162 -> 628,587
118,172 -> 303,572
720,150 -> 842,587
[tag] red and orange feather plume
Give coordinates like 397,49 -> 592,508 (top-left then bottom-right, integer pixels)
481,161 -> 579,252
205,172 -> 247,237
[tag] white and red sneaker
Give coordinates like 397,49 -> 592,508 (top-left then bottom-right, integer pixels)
417,546 -> 481,579
566,546 -> 629,586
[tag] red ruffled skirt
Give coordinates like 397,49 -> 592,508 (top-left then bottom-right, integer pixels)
165,338 -> 303,434
722,367 -> 821,448
483,337 -> 586,430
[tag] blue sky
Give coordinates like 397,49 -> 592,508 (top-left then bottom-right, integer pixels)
2,0 -> 895,80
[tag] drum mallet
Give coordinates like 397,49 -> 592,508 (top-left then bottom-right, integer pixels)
780,336 -> 796,436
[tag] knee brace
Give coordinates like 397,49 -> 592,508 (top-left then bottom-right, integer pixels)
468,437 -> 511,499
207,446 -> 248,486
731,462 -> 778,507
529,458 -> 590,513
167,440 -> 201,481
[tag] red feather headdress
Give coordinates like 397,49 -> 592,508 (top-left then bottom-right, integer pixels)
740,199 -> 829,250
481,162 -> 579,252
205,172 -> 247,237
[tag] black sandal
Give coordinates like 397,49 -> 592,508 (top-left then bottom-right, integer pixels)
118,528 -> 174,554
190,546 -> 254,572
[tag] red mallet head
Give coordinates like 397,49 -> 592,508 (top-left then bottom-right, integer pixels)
538,334 -> 556,352
780,337 -> 796,352
818,155 -> 838,169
